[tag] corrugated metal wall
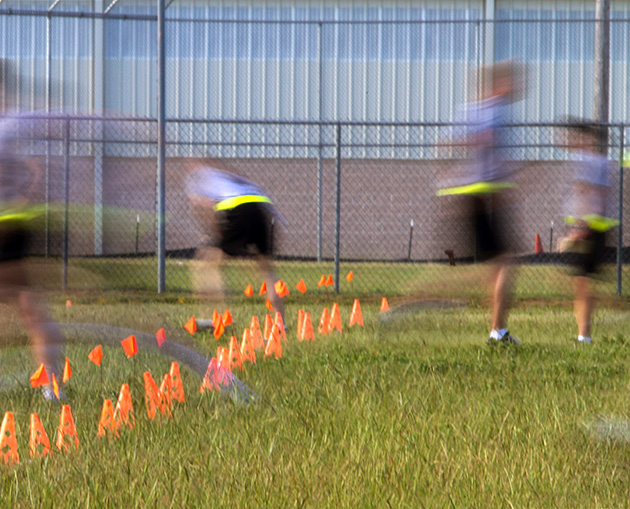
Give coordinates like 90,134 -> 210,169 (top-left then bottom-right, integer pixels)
1,0 -> 630,153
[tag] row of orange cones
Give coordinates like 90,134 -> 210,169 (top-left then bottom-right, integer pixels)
199,297 -> 390,377
243,272 -> 354,299
1,362 -> 187,465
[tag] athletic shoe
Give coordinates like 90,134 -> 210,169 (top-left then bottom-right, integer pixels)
578,336 -> 593,344
487,330 -> 521,346
42,386 -> 66,402
195,319 -> 215,332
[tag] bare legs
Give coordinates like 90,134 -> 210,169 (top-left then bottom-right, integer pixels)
574,275 -> 594,338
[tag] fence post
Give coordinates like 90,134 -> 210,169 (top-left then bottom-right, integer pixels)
62,116 -> 70,291
317,22 -> 323,262
157,0 -> 166,293
334,123 -> 341,293
617,126 -> 624,296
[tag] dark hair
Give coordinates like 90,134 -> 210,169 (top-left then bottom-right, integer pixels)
565,116 -> 607,148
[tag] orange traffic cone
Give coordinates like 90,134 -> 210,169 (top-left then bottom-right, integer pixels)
240,329 -> 256,364
535,234 -> 543,254
56,405 -> 79,452
301,312 -> 315,341
274,312 -> 287,342
250,316 -> 264,349
318,308 -> 330,335
185,315 -> 197,335
169,362 -> 185,403
0,412 -> 19,464
297,309 -> 305,340
349,299 -> 364,327
244,284 -> 254,297
30,413 -> 51,457
213,317 -> 225,340
296,279 -> 307,294
97,399 -> 119,437
317,275 -> 326,287
325,274 -> 334,287
263,314 -> 273,341
265,324 -> 283,359
143,372 -> 161,421
259,281 -> 267,295
217,347 -> 230,371
329,303 -> 342,333
228,336 -> 243,371
380,297 -> 389,312
113,384 -> 135,429
158,374 -> 173,416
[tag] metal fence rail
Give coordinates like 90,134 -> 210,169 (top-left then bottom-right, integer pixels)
11,115 -> 628,298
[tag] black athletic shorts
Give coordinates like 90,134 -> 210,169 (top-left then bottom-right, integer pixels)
470,196 -> 507,261
567,230 -> 606,277
0,222 -> 30,263
215,202 -> 271,256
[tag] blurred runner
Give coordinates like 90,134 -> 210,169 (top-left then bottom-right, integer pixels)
186,165 -> 285,325
560,120 -> 617,344
438,61 -> 522,345
0,59 -> 65,399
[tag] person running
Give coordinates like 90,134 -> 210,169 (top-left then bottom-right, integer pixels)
186,164 -> 285,325
560,120 -> 617,344
0,59 -> 65,399
438,61 -> 521,345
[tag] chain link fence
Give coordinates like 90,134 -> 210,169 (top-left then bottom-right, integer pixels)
10,114 -> 629,299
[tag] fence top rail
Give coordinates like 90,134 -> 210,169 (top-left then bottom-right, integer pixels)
0,8 -> 628,24
9,114 -> 629,130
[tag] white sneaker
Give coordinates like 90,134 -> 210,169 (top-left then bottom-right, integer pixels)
578,336 -> 592,344
488,330 -> 521,346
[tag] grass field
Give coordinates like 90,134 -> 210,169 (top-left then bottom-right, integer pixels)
2,285 -> 630,506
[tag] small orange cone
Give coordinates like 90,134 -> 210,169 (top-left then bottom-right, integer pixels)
113,384 -> 135,429
120,335 -> 138,359
297,309 -> 305,340
30,413 -> 51,457
250,316 -> 264,349
97,399 -> 119,437
169,362 -> 185,403
274,312 -> 287,342
380,297 -> 389,312
346,271 -> 353,282
0,412 -> 19,465
259,281 -> 267,295
535,234 -> 543,254
244,284 -> 254,297
317,275 -> 326,287
185,316 -> 197,335
56,405 -> 79,452
62,357 -> 72,383
143,372 -> 161,421
300,312 -> 315,342
240,329 -> 256,364
217,347 -> 230,371
88,345 -> 103,366
349,299 -> 364,327
51,373 -> 60,400
228,336 -> 243,371
156,328 -> 167,348
213,317 -> 225,340
318,308 -> 330,335
265,324 -> 283,359
30,363 -> 49,388
263,314 -> 273,340
296,279 -> 307,294
223,309 -> 233,327
329,303 -> 342,333
325,274 -> 334,287
266,298 -> 274,312
158,374 -> 173,416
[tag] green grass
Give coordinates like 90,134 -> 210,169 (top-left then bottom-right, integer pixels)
3,294 -> 630,506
